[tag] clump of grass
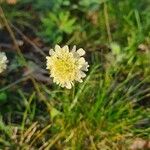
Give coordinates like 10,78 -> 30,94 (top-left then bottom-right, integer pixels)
0,63 -> 149,149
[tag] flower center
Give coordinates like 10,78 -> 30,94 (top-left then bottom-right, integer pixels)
52,56 -> 77,82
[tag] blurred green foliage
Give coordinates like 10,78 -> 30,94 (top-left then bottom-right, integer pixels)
2,0 -> 150,46
40,11 -> 78,43
0,92 -> 7,103
0,0 -> 150,149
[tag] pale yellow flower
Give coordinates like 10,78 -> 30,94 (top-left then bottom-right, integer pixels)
46,45 -> 89,89
0,52 -> 8,73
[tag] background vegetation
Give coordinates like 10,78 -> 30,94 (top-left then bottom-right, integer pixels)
0,0 -> 150,149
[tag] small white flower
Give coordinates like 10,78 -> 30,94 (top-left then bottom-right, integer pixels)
0,52 -> 8,73
46,45 -> 89,89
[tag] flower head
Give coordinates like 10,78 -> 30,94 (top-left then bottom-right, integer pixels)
0,52 -> 8,74
46,45 -> 89,89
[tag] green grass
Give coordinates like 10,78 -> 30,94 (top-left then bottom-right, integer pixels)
0,63 -> 149,149
0,0 -> 150,149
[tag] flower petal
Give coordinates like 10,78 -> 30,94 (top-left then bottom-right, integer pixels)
79,57 -> 86,64
65,82 -> 72,89
81,62 -> 89,71
0,52 -> 8,73
80,71 -> 86,78
49,49 -> 54,55
72,45 -> 76,52
62,45 -> 69,53
77,48 -> 85,56
55,45 -> 61,53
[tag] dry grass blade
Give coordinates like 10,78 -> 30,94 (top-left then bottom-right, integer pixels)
0,6 -> 25,62
10,23 -> 46,57
20,122 -> 38,145
29,124 -> 52,147
30,124 -> 51,147
82,121 -> 97,150
39,132 -> 65,150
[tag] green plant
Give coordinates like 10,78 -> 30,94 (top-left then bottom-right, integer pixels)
0,61 -> 150,149
40,11 -> 78,44
0,0 -> 150,149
